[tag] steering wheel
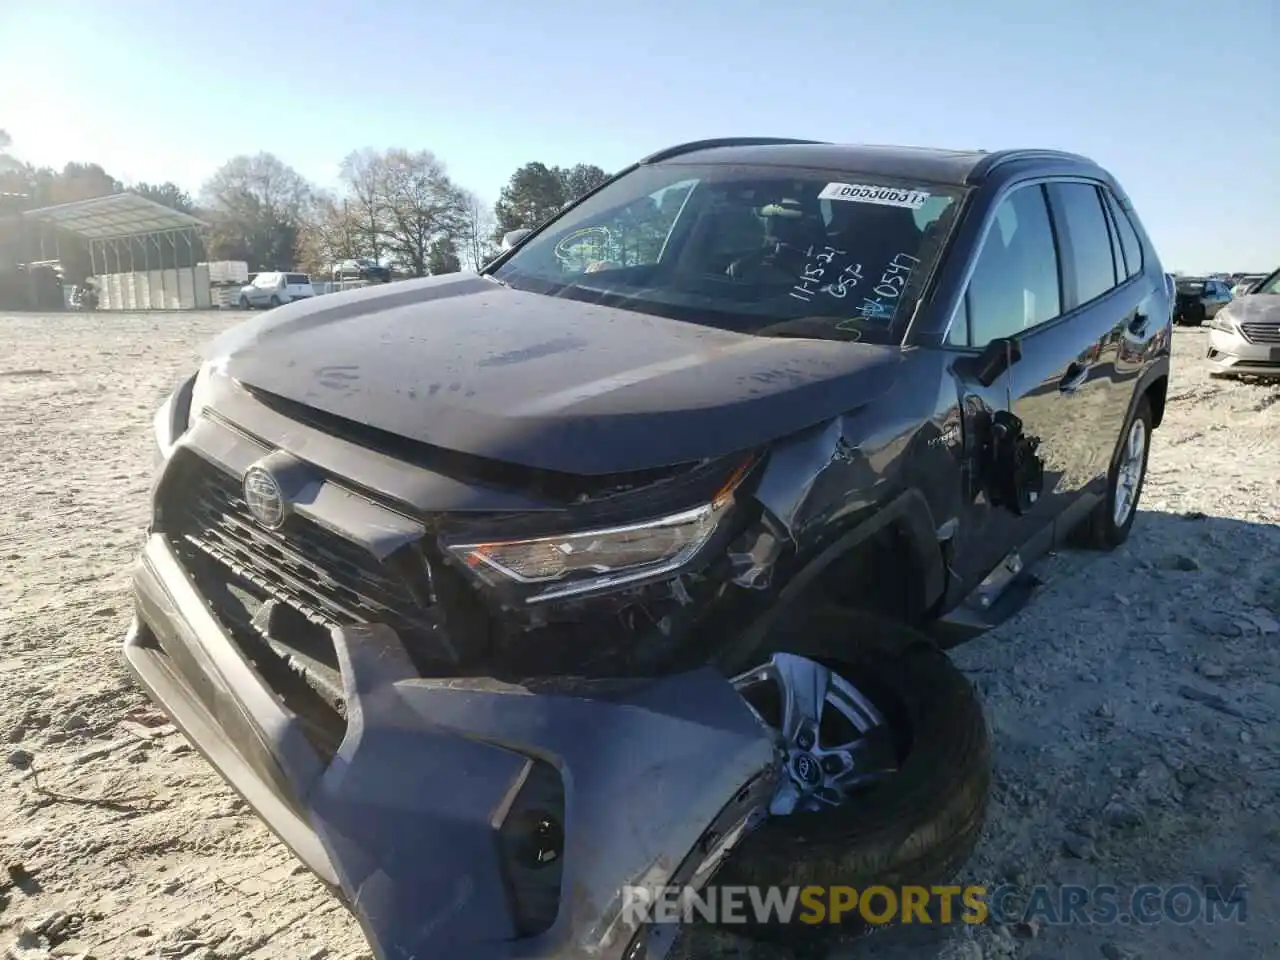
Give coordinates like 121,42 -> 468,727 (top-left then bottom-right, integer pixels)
725,242 -> 811,284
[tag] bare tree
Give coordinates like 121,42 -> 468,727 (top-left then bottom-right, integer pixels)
339,148 -> 387,262
200,153 -> 313,268
377,149 -> 466,277
297,191 -> 360,275
458,190 -> 499,270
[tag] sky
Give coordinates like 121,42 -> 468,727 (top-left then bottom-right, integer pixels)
1,0 -> 1275,273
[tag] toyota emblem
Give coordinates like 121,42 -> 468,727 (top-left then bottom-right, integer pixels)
243,465 -> 288,529
793,753 -> 821,786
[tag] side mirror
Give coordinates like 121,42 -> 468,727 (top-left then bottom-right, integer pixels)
959,336 -> 1023,388
500,228 -> 532,252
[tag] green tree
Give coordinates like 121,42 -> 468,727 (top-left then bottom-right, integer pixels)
494,162 -> 564,237
559,163 -> 609,203
493,162 -> 612,239
200,153 -> 312,268
427,236 -> 462,275
133,181 -> 195,213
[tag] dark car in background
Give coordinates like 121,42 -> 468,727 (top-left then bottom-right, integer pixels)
1174,275 -> 1233,325
1207,265 -> 1280,379
131,138 -> 1171,960
333,258 -> 392,283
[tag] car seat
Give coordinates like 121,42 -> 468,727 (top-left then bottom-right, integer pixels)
825,201 -> 925,275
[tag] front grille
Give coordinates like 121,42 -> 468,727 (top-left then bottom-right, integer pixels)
1240,322 -> 1280,344
162,451 -> 437,646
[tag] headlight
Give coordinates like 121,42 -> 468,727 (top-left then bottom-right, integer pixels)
446,501 -> 730,604
1207,311 -> 1237,333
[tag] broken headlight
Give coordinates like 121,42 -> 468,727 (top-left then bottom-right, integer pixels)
153,363 -> 216,463
446,501 -> 730,605
153,371 -> 199,462
188,361 -> 216,425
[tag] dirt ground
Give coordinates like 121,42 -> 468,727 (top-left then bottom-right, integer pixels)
1,312 -> 1276,960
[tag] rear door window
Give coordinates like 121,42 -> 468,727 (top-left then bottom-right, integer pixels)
1045,182 -> 1116,307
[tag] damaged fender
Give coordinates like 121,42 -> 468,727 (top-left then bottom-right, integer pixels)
723,416 -> 947,654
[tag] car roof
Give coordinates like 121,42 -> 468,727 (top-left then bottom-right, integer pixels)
642,138 -> 1100,187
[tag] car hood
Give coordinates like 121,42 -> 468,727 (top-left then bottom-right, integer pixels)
205,273 -> 903,476
1222,293 -> 1280,325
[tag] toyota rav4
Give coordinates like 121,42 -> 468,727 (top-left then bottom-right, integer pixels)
129,138 -> 1171,958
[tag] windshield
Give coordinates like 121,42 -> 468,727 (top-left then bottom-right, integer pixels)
1251,269 -> 1280,295
490,162 -> 965,344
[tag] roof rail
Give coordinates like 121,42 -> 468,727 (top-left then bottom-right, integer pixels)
969,148 -> 1098,182
640,137 -> 830,165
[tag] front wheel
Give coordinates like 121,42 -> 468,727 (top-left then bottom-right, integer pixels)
1077,395 -> 1153,549
680,611 -> 991,949
239,295 -> 251,310
269,295 -> 281,308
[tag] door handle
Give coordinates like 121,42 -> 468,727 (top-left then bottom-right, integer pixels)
1059,363 -> 1090,393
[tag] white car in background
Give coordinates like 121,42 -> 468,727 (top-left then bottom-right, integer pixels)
238,271 -> 314,309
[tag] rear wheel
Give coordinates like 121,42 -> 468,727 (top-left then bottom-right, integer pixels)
679,611 -> 991,950
1077,395 -> 1152,550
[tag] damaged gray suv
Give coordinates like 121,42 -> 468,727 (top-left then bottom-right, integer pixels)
130,138 -> 1172,959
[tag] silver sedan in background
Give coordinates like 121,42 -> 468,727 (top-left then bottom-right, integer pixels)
1206,266 -> 1280,379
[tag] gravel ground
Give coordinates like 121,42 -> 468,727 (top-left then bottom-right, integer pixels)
1,312 -> 1277,960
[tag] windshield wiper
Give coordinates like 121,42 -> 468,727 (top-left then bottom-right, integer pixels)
753,317 -> 869,341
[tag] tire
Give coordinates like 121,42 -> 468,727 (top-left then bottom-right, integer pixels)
690,611 -> 990,947
239,295 -> 251,310
269,295 -> 281,308
1076,395 -> 1153,550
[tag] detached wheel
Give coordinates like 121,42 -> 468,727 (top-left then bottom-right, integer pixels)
692,612 -> 990,945
1077,395 -> 1152,550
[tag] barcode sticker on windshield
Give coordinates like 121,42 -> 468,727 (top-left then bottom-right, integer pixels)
819,183 -> 930,209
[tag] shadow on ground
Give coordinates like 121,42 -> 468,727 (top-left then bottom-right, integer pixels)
676,508 -> 1280,960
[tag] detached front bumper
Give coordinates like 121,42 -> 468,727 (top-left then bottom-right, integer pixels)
123,533 -> 776,959
1207,326 -> 1280,378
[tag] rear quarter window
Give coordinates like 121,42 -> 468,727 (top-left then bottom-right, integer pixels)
1045,182 -> 1117,307
1103,190 -> 1144,279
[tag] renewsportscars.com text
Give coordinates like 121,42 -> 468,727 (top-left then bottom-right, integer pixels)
623,883 -> 1248,926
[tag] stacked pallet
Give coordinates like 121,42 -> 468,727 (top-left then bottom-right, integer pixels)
203,261 -> 250,309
